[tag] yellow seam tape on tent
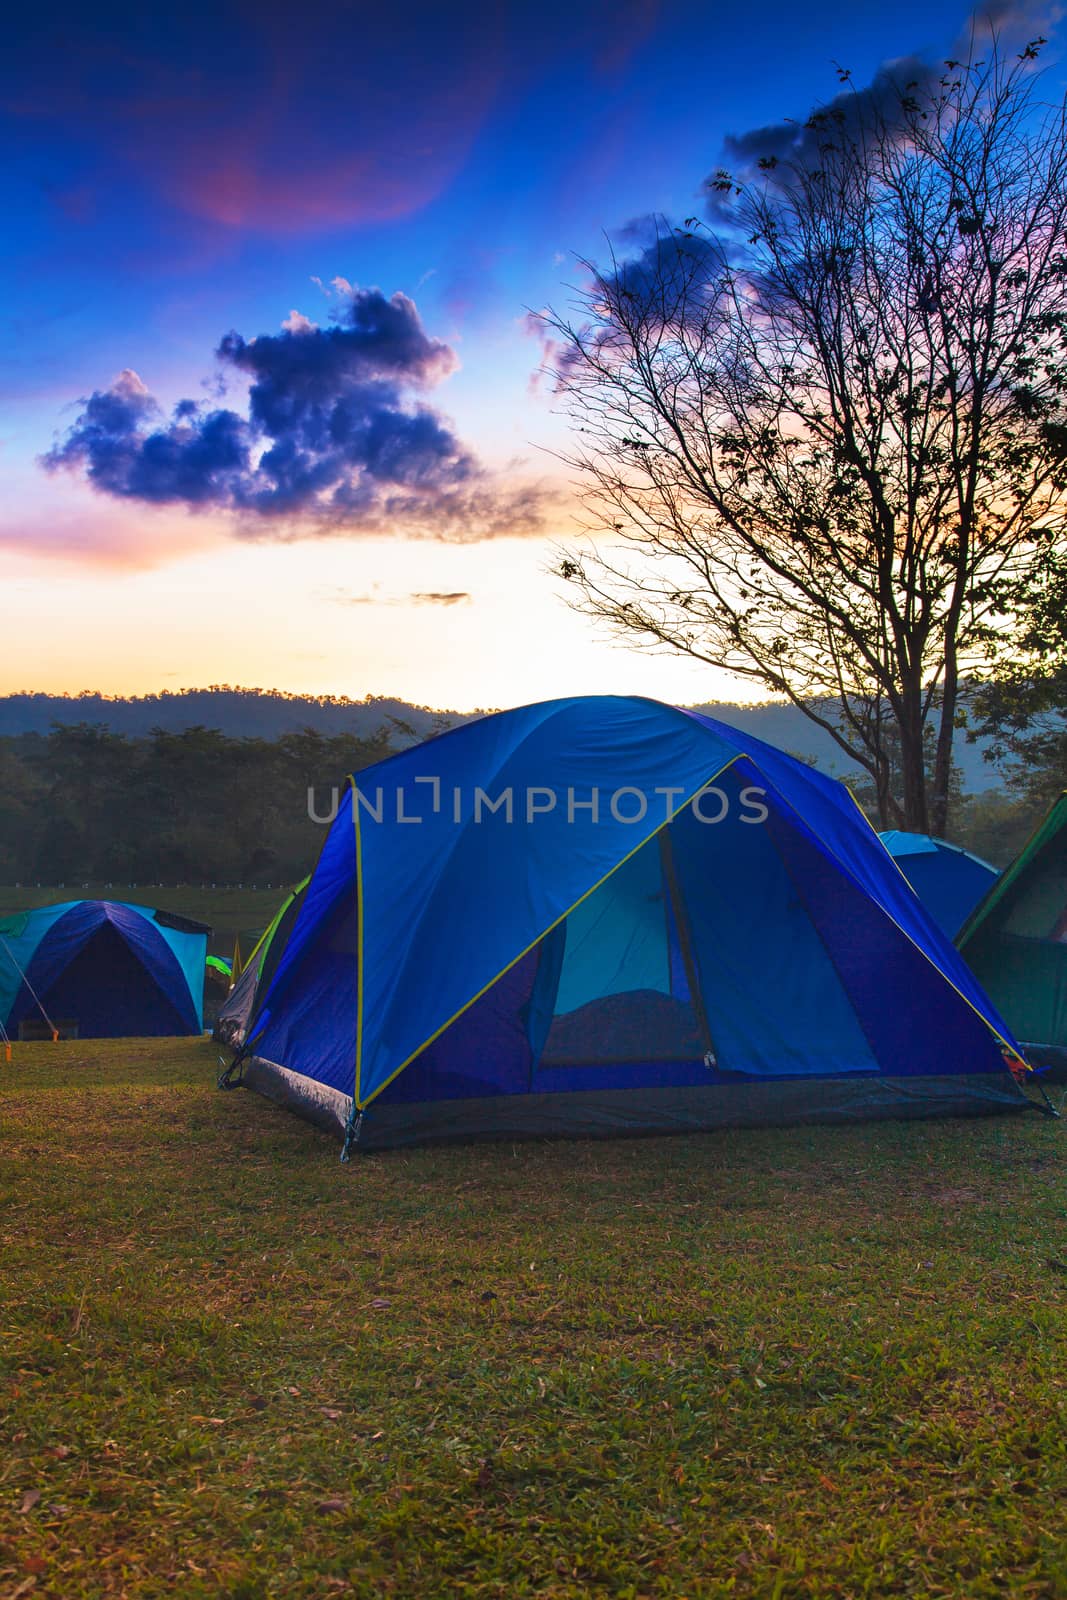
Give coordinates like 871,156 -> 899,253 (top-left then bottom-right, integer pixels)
351,772 -> 367,1109
353,753 -> 1025,1110
243,900 -> 285,971
839,783 -> 1021,1060
845,788 -> 933,901
357,755 -> 746,1109
238,909 -> 281,992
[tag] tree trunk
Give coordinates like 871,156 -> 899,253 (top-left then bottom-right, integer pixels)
897,681 -> 929,833
874,753 -> 901,831
929,665 -> 958,840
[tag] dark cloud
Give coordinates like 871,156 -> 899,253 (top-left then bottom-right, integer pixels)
536,220 -> 727,388
331,589 -> 472,607
42,369 -> 253,505
712,55 -> 937,196
42,287 -> 548,540
219,288 -> 458,401
707,2 -> 1053,209
578,4 -> 1056,332
609,218 -> 725,310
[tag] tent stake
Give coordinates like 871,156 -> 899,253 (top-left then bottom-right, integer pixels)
340,1109 -> 363,1163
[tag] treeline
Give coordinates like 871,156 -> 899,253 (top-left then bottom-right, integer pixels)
0,722 -> 400,885
0,712 -> 1060,886
0,688 -> 463,740
847,726 -> 1058,869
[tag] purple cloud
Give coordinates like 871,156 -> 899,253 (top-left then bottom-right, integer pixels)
706,4 -> 1053,210
709,56 -> 937,203
42,286 -> 547,540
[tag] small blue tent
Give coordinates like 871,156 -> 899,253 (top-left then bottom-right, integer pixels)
225,697 -> 1026,1151
878,832 -> 1000,939
0,901 -> 209,1040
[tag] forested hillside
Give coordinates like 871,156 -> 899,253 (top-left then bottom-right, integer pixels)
0,717 -> 1049,885
0,688 -> 1010,791
0,689 -> 467,742
2,684 -> 1059,884
0,723 -> 397,885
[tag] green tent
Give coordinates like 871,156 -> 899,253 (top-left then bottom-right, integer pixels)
958,793 -> 1067,1070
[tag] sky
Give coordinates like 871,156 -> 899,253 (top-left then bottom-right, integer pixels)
2,0 -> 1054,711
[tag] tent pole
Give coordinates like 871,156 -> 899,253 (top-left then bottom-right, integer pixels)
0,933 -> 60,1040
658,828 -> 718,1064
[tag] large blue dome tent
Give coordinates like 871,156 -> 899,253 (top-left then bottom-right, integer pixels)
878,831 -> 1000,939
0,901 -> 209,1040
221,696 -> 1028,1152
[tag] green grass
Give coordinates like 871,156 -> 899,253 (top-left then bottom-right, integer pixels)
0,888 -> 286,960
1,1040 -> 1065,1598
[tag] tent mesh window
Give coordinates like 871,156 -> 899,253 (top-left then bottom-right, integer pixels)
536,835 -> 705,1067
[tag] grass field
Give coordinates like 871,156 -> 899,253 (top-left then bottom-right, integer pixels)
0,889 -> 289,961
1,1040 -> 1065,1598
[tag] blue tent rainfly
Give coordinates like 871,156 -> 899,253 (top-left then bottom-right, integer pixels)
224,696 -> 1027,1152
0,900 -> 209,1040
878,830 -> 1000,939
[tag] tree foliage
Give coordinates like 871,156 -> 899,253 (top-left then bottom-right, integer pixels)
0,722 -> 395,885
968,541 -> 1067,809
545,35 -> 1067,832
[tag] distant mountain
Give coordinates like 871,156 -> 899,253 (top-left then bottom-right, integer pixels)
693,700 -> 1004,794
0,689 -> 473,743
0,686 -> 1006,791
691,701 -> 861,774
